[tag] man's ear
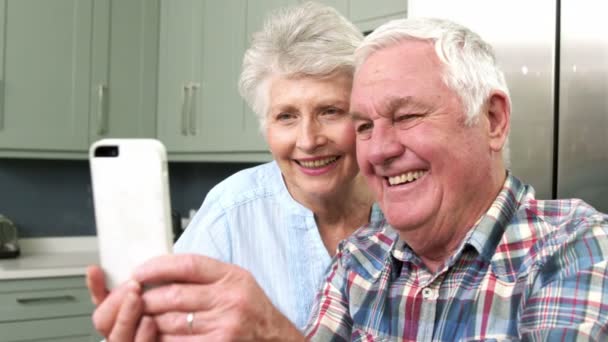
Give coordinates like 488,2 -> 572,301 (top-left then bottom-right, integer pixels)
485,90 -> 510,152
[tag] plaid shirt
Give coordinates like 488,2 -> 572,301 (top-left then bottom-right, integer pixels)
305,175 -> 608,341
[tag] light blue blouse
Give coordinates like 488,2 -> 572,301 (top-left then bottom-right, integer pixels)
174,161 -> 383,330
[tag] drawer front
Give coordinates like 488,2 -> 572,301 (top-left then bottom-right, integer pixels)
0,288 -> 93,322
0,276 -> 86,293
0,315 -> 95,341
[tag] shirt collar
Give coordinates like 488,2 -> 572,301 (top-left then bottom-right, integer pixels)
465,173 -> 527,262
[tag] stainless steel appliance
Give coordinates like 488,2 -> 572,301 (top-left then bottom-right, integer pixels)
0,214 -> 20,258
408,0 -> 608,212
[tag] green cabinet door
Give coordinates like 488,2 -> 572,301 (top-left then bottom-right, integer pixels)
240,0 -> 298,153
303,0 -> 348,16
157,0 -> 205,153
159,0 -> 297,161
0,0 -> 93,151
201,0 -> 259,152
0,0 -> 158,158
0,276 -> 96,341
350,0 -> 407,32
350,0 -> 407,22
89,0 -> 159,143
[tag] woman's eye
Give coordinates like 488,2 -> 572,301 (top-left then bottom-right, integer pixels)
276,113 -> 295,121
322,107 -> 344,116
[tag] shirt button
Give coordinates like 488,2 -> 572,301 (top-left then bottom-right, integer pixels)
422,288 -> 433,299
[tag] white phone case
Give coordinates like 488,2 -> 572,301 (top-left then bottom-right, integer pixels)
89,139 -> 173,289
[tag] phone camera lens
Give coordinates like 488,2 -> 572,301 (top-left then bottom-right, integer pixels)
95,146 -> 119,157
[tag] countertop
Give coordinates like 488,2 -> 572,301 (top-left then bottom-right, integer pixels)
0,236 -> 98,280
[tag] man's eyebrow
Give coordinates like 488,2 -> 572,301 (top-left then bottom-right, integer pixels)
350,96 -> 427,121
384,96 -> 427,113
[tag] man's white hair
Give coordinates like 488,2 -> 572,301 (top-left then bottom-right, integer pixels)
355,18 -> 511,166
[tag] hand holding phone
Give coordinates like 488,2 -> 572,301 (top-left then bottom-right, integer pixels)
89,139 -> 173,289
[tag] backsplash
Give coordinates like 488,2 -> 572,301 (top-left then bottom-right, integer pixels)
0,158 -> 258,237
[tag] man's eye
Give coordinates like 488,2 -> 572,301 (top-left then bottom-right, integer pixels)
395,114 -> 421,122
356,122 -> 373,134
394,114 -> 424,128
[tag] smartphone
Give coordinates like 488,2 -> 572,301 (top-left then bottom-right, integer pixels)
89,139 -> 173,289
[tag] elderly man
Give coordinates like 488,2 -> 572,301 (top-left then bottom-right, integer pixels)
304,17 -> 608,341
89,17 -> 608,341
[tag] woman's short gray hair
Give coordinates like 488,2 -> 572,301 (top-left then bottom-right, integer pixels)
355,17 -> 511,166
238,1 -> 363,132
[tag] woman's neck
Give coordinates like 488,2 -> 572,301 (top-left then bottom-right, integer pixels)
304,175 -> 374,256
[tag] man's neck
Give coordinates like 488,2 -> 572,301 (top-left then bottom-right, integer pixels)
399,169 -> 508,273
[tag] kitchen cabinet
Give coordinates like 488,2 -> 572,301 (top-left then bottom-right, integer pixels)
313,0 -> 407,32
0,0 -> 158,159
0,276 -> 97,341
0,0 -> 405,161
0,0 -> 92,155
158,0 -> 282,162
350,0 -> 407,32
88,0 -> 159,146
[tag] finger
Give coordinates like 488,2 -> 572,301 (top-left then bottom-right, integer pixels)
92,280 -> 141,336
159,335 -> 209,342
133,254 -> 230,285
134,315 -> 157,342
151,311 -> 214,335
108,291 -> 142,342
86,265 -> 108,306
142,283 -> 215,314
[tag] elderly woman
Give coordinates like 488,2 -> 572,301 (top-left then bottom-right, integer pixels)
87,2 -> 380,340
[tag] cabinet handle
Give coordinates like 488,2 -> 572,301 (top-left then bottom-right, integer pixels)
17,295 -> 77,305
0,80 -> 4,131
97,84 -> 108,135
181,84 -> 191,135
189,82 -> 200,135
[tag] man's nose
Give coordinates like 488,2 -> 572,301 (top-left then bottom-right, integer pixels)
296,120 -> 326,152
366,125 -> 405,165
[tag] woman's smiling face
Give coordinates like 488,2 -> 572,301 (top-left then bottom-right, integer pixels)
265,73 -> 360,202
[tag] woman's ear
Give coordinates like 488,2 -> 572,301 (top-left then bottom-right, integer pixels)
485,90 -> 510,152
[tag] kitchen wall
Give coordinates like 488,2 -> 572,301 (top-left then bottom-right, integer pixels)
0,159 -> 258,237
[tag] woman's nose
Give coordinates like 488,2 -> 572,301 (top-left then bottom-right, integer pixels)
296,121 -> 326,152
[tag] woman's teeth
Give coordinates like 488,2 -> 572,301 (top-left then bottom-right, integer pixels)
299,157 -> 338,169
388,170 -> 426,186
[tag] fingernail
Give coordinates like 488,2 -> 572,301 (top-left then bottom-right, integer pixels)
127,279 -> 141,292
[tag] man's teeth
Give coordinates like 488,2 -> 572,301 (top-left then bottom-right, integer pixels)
388,170 -> 426,186
300,157 -> 338,168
